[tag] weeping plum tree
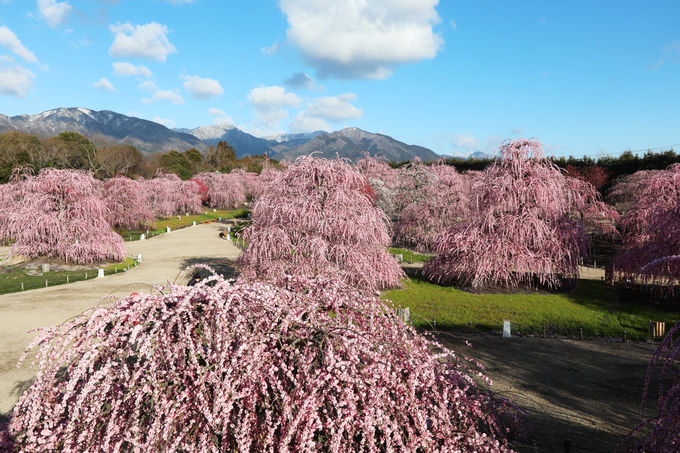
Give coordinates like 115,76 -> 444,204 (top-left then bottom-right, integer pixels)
193,171 -> 246,209
0,168 -> 125,264
101,176 -> 153,230
626,320 -> 680,451
238,156 -> 404,291
356,155 -> 400,219
423,139 -> 615,290
6,274 -> 522,451
612,165 -> 680,297
394,162 -> 471,252
141,172 -> 202,217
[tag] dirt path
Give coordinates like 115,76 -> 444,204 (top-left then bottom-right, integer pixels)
0,222 -> 240,415
441,332 -> 657,453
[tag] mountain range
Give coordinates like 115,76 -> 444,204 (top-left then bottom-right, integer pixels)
0,107 -> 440,162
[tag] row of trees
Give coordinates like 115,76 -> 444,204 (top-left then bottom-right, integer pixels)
0,166 -> 261,264
0,130 -> 273,183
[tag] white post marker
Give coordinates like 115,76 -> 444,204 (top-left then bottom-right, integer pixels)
502,320 -> 511,338
140,233 -> 146,240
192,221 -> 196,226
97,269 -> 105,278
166,226 -> 171,233
177,215 -> 181,219
137,253 -> 142,263
41,263 -> 50,273
213,208 -> 216,212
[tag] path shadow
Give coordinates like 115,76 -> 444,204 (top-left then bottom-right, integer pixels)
440,333 -> 660,453
179,257 -> 240,284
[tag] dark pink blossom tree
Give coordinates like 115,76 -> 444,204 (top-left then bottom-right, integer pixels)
394,162 -> 471,252
238,156 -> 404,291
612,165 -> 680,297
626,321 -> 680,451
424,139 -> 614,290
101,176 -> 154,230
7,274 -> 521,451
193,171 -> 246,209
1,168 -> 125,264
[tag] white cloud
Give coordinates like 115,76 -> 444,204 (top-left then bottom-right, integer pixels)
451,133 -> 480,151
0,65 -> 35,97
153,116 -> 176,127
181,75 -> 223,99
261,41 -> 279,55
165,0 -> 195,3
0,26 -> 39,63
113,61 -> 152,78
289,112 -> 329,133
247,85 -> 300,124
138,80 -> 159,92
651,41 -> 680,70
139,80 -> 184,104
305,93 -> 362,121
93,77 -> 115,91
109,22 -> 176,62
284,71 -> 316,90
37,0 -> 72,28
449,19 -> 457,30
143,89 -> 185,104
280,0 -> 442,79
208,107 -> 233,125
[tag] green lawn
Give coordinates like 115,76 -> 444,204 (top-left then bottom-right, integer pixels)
0,258 -> 137,295
387,247 -> 433,264
118,208 -> 250,241
382,276 -> 680,341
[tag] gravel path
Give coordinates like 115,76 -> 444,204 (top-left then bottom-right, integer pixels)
0,222 -> 240,414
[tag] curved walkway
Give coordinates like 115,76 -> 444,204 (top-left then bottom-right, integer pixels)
0,222 -> 240,414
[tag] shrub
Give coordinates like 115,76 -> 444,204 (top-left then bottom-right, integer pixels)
7,273 -> 521,452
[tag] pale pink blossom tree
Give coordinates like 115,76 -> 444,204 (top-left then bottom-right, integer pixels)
612,165 -> 680,297
626,320 -> 680,451
394,162 -> 471,252
193,171 -> 246,209
7,274 -> 522,451
0,181 -> 20,245
238,156 -> 404,291
356,155 -> 400,218
1,168 -> 125,264
141,172 -> 202,217
424,139 -> 614,290
101,176 -> 154,230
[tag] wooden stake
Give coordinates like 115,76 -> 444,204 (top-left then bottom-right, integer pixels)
579,328 -> 584,341
45,279 -> 48,287
66,275 -> 69,283
21,281 -> 24,291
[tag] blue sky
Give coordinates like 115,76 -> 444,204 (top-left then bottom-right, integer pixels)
0,0 -> 678,157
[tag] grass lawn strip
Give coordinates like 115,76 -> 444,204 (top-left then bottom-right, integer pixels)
0,257 -> 137,295
118,208 -> 249,241
382,276 -> 680,341
388,247 -> 433,264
